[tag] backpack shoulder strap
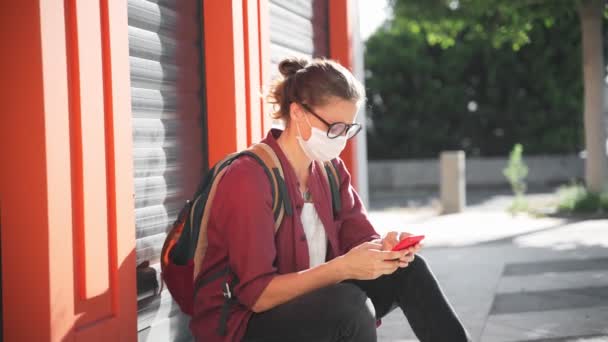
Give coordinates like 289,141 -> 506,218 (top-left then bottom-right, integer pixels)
191,152 -> 242,278
246,142 -> 292,232
191,145 -> 290,279
319,159 -> 342,219
190,144 -> 295,327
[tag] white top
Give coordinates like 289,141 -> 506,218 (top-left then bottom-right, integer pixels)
300,202 -> 327,268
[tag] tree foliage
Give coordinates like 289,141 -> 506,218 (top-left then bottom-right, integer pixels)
365,0 -> 607,159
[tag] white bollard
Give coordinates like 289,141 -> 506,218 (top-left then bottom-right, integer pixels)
440,151 -> 466,214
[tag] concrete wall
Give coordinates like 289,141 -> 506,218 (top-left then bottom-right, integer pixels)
369,154 -> 584,190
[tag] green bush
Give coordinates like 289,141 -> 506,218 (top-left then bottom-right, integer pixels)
364,3 -> 608,160
557,183 -> 608,213
503,144 -> 529,213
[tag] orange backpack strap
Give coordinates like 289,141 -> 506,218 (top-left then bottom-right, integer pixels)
192,163 -> 232,279
191,143 -> 290,280
247,142 -> 292,232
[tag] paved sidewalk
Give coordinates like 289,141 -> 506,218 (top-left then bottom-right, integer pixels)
368,207 -> 608,342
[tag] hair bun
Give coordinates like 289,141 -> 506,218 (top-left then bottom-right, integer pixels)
278,57 -> 309,78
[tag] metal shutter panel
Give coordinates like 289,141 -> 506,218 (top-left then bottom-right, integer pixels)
128,0 -> 203,340
269,0 -> 315,79
269,0 -> 328,75
129,0 -> 182,270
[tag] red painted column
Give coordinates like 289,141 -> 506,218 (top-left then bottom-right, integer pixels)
258,0 -> 273,136
0,2 -> 51,339
244,0 -> 263,145
329,0 -> 359,189
0,1 -> 137,341
203,0 -> 249,165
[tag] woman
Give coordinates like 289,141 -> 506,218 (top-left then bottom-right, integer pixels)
190,57 -> 471,342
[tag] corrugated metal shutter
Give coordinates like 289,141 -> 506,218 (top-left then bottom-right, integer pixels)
269,0 -> 328,79
129,0 -> 181,270
269,0 -> 314,79
128,0 -> 204,340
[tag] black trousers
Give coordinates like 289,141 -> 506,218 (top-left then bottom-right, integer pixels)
242,255 -> 472,342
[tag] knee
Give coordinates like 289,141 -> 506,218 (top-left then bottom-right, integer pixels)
336,284 -> 377,341
321,283 -> 371,317
322,284 -> 377,339
393,253 -> 430,280
328,283 -> 367,306
407,253 -> 429,272
342,303 -> 377,342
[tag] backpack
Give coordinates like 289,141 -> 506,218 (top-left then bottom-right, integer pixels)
160,142 -> 342,321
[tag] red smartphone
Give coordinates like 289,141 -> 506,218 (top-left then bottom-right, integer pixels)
391,235 -> 425,252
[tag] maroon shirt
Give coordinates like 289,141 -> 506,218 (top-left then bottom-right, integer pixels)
190,129 -> 380,341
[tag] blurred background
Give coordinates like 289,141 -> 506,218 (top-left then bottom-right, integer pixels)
362,0 -> 607,215
360,1 -> 608,341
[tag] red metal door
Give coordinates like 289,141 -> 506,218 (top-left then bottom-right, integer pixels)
0,1 -> 137,341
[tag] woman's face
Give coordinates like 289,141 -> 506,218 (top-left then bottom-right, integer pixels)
291,96 -> 359,141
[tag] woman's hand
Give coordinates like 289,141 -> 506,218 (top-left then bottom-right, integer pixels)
374,231 -> 423,268
335,241 -> 409,280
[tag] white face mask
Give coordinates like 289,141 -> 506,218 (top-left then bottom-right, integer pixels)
295,115 -> 347,162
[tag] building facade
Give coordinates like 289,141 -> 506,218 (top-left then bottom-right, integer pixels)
0,0 -> 366,341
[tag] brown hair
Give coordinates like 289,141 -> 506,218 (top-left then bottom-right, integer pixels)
267,57 -> 365,122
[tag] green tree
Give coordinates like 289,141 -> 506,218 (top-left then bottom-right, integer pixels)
389,0 -> 581,51
366,0 -> 607,192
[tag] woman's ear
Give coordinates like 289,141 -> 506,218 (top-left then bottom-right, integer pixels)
288,102 -> 312,140
289,102 -> 304,122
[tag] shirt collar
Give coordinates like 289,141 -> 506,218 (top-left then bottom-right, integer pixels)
262,129 -> 339,257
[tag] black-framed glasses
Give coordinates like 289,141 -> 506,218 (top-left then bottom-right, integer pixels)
299,102 -> 362,140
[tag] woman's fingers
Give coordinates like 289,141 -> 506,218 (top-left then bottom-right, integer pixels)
379,260 -> 400,274
398,232 -> 413,241
398,249 -> 417,262
382,231 -> 399,251
380,259 -> 400,267
361,242 -> 383,251
379,257 -> 410,272
377,249 -> 407,261
399,254 -> 415,263
376,254 -> 414,275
